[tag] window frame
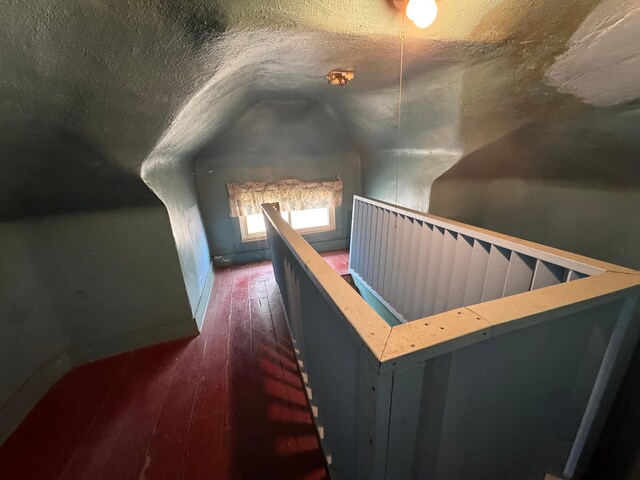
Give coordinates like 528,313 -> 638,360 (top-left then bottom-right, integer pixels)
239,207 -> 336,242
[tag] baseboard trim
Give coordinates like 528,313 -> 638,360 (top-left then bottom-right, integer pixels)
0,317 -> 198,444
0,352 -> 71,444
214,238 -> 349,266
67,319 -> 199,366
194,261 -> 214,331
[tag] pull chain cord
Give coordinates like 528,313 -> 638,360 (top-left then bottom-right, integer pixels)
395,9 -> 406,229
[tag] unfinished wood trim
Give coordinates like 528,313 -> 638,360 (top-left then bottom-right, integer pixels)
467,272 -> 640,336
271,197 -> 640,370
378,273 -> 640,370
353,195 -> 634,275
262,203 -> 392,359
380,309 -> 492,367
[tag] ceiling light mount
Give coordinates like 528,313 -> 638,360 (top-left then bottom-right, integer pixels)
326,70 -> 355,87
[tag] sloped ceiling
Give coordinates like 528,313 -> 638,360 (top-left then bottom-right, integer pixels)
1,0 -> 638,219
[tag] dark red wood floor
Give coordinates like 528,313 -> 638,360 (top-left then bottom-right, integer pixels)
0,249 -> 350,480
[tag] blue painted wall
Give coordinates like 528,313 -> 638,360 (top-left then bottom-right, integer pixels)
194,100 -> 361,265
144,159 -> 214,321
0,206 -> 195,441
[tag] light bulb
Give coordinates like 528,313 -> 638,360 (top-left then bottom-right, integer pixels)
406,0 -> 438,29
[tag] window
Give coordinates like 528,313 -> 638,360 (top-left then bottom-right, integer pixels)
240,207 -> 335,242
227,176 -> 342,242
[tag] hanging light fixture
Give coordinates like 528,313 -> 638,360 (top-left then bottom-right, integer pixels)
394,0 -> 438,29
407,0 -> 438,28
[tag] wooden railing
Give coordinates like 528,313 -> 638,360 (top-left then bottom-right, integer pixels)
350,196 -> 599,323
262,199 -> 640,480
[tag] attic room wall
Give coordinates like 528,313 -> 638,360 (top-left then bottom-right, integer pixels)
359,65 -> 465,213
430,111 -> 640,270
0,0 -> 222,442
142,160 -> 214,327
194,100 -> 360,265
0,206 -> 195,442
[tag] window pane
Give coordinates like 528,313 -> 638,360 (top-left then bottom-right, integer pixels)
290,208 -> 330,230
245,213 -> 266,234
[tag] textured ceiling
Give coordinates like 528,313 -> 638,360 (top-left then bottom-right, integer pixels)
1,0 -> 638,219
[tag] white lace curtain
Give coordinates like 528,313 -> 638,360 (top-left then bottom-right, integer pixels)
226,177 -> 343,217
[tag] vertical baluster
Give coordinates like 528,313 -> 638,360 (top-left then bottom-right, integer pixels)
503,252 -> 536,297
389,215 -> 407,312
567,270 -> 588,282
433,229 -> 458,314
411,224 -> 433,319
463,239 -> 491,306
383,212 -> 398,300
349,199 -> 361,272
354,200 -> 364,274
446,234 -> 474,311
375,208 -> 391,293
402,219 -> 422,320
371,206 -> 385,292
394,216 -> 413,314
366,206 -> 380,284
362,203 -> 374,283
531,260 -> 566,290
480,245 -> 511,302
422,226 -> 445,317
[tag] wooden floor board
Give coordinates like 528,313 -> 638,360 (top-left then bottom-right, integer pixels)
180,268 -> 236,480
0,250 -> 346,479
0,353 -> 132,480
97,341 -> 184,480
141,335 -> 207,479
58,352 -> 137,480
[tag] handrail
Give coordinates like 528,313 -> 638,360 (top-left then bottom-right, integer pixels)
264,197 -> 640,480
263,199 -> 640,369
349,195 -> 640,369
261,203 -> 392,361
353,195 -> 634,276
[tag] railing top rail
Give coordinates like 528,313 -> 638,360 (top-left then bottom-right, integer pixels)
352,196 -> 640,369
264,198 -> 640,371
261,203 -> 392,361
353,195 -> 635,276
379,271 -> 640,370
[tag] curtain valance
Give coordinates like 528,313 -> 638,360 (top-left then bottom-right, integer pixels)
227,177 -> 343,217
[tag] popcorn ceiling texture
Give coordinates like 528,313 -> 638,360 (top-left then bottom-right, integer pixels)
2,0 -> 637,220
